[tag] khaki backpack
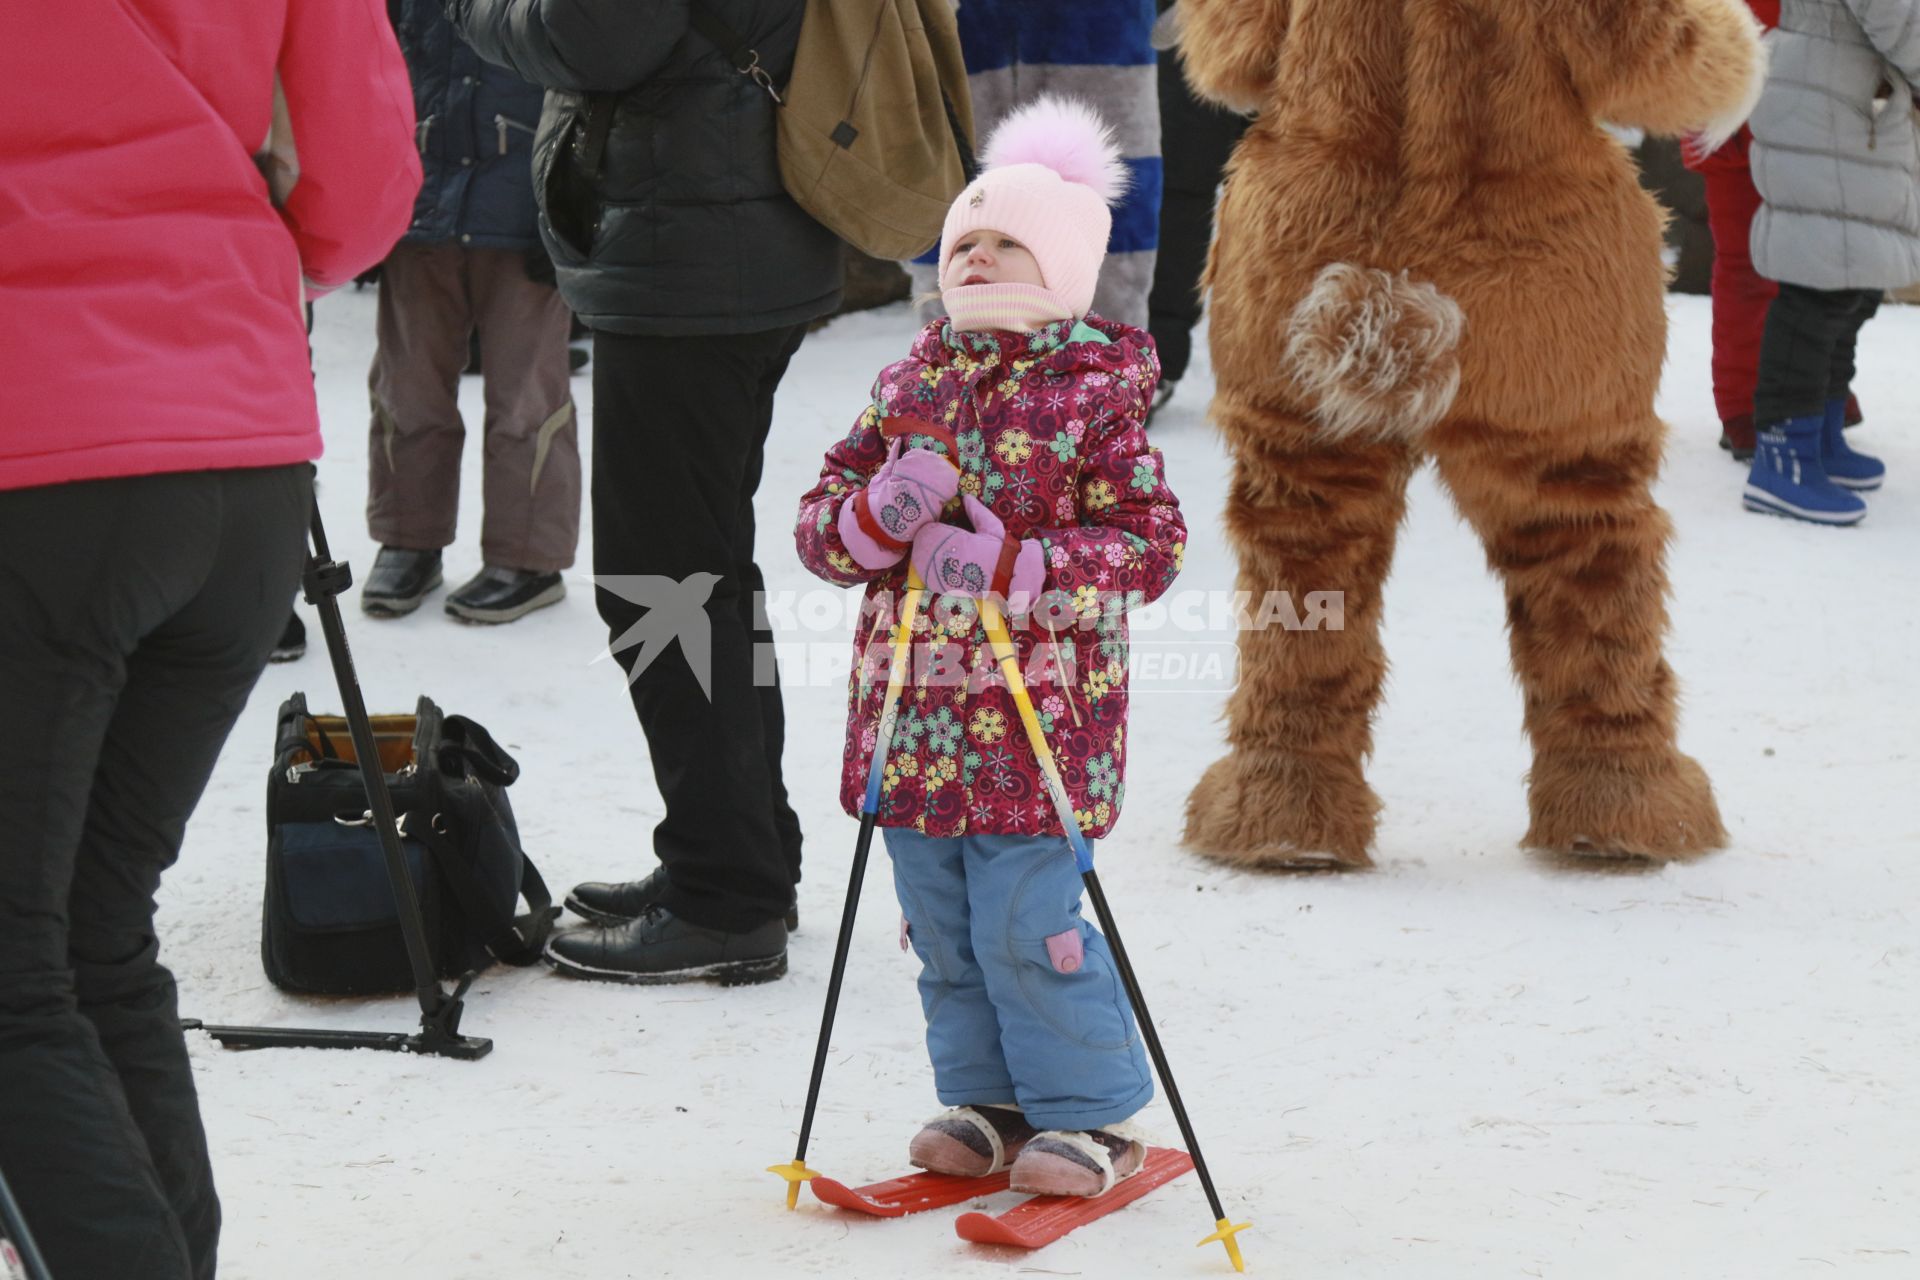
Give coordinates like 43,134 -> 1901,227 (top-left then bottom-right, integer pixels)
690,0 -> 978,261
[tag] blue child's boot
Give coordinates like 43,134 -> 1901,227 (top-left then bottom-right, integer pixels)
1821,397 -> 1884,491
1743,413 -> 1867,525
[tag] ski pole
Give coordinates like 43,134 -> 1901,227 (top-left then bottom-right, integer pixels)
977,590 -> 1251,1271
0,1161 -> 53,1280
769,416 -> 951,1205
768,563 -> 929,1209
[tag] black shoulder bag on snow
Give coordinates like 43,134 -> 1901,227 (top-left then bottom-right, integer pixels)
261,693 -> 558,995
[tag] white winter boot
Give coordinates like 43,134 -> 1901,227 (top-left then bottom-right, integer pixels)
908,1105 -> 1037,1177
1007,1126 -> 1147,1197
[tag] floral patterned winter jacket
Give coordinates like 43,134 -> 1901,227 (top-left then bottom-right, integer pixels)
794,315 -> 1185,840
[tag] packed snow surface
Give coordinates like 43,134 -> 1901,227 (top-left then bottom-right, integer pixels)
170,291 -> 1918,1278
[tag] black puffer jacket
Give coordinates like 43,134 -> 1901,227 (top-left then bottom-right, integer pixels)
447,0 -> 842,334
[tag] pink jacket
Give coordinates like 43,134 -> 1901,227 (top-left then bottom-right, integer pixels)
1,1 -> 421,492
795,317 -> 1186,841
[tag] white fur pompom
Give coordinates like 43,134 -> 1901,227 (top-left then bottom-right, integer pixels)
980,96 -> 1130,205
1696,17 -> 1771,156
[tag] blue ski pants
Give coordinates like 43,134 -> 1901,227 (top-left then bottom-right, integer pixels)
883,828 -> 1153,1131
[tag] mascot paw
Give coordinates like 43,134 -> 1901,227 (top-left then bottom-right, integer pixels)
1183,751 -> 1378,871
1523,750 -> 1728,862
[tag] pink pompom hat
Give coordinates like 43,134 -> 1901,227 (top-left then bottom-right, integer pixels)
940,96 -> 1129,319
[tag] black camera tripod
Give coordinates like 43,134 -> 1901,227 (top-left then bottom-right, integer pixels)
184,507 -> 492,1060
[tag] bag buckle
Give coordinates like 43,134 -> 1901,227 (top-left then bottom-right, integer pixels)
336,809 -> 441,837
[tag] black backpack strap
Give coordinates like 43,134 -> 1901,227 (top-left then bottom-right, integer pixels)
437,715 -> 520,787
685,1 -> 783,103
404,809 -> 558,965
943,90 -> 979,181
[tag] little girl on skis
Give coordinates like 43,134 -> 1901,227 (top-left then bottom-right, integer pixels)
795,98 -> 1186,1198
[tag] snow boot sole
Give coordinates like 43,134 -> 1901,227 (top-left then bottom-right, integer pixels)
1742,486 -> 1865,526
541,945 -> 787,987
1828,472 -> 1884,492
445,579 -> 566,624
361,570 -> 444,617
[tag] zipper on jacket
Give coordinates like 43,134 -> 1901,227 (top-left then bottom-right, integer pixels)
416,114 -> 436,154
1051,633 -> 1085,728
495,114 -> 538,156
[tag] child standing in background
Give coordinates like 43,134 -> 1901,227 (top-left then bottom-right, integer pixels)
795,98 -> 1186,1196
1742,0 -> 1919,524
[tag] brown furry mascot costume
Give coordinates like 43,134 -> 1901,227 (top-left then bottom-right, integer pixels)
1178,0 -> 1765,868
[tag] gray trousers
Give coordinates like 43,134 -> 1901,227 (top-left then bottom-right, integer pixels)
0,465 -> 312,1280
367,242 -> 580,572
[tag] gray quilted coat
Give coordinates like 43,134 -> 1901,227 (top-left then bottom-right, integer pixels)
1750,0 -> 1920,290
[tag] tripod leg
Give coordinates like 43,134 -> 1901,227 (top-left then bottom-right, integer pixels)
303,507 -> 445,1016
0,1162 -> 53,1280
188,509 -> 491,1060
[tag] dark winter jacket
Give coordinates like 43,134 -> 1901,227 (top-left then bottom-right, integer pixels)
446,0 -> 842,334
394,0 -> 543,250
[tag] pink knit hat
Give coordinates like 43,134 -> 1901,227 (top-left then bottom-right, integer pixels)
940,97 -> 1129,320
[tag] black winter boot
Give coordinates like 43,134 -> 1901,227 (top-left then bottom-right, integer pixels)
445,565 -> 564,624
544,906 -> 787,985
360,546 -> 443,617
567,867 -> 799,932
269,611 -> 306,662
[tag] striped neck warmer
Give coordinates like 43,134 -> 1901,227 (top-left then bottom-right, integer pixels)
942,282 -> 1076,334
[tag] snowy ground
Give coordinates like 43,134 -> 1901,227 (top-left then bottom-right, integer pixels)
166,290 -> 1918,1279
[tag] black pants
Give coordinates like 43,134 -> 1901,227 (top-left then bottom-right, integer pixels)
1146,43 -> 1248,385
1752,283 -> 1881,427
591,325 -> 806,933
0,465 -> 312,1280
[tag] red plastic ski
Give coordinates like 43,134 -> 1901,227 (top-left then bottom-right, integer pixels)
809,1167 -> 1010,1218
953,1147 -> 1195,1249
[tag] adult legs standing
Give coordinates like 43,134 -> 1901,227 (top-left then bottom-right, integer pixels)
586,326 -> 807,938
0,466 -> 310,1280
737,341 -> 807,888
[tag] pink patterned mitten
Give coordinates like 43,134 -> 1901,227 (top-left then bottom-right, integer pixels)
837,440 -> 961,570
910,495 -> 1045,608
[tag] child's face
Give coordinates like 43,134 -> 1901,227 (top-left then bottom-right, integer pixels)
942,229 -> 1046,291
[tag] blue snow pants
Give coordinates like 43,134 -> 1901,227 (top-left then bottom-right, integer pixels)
883,828 -> 1153,1131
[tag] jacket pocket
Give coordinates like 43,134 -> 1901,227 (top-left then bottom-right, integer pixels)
538,110 -> 596,260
